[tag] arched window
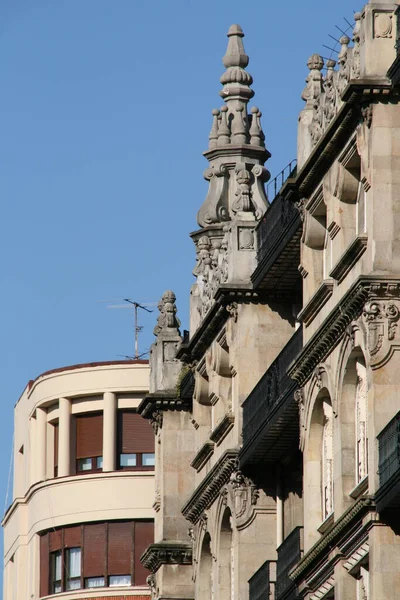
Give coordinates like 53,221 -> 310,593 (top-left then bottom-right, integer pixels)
198,533 -> 212,600
322,399 -> 333,519
355,359 -> 368,483
219,509 -> 233,600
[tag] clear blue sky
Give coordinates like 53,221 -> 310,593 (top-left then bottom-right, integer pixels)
0,0 -> 355,582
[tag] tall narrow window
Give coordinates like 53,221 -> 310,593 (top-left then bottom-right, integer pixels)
50,551 -> 62,594
66,548 -> 81,590
322,399 -> 333,519
75,413 -> 103,474
355,360 -> 368,483
53,422 -> 59,478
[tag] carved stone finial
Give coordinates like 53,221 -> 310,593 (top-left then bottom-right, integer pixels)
222,24 -> 248,69
208,109 -> 220,149
153,290 -> 181,336
301,54 -> 324,107
220,25 -> 254,103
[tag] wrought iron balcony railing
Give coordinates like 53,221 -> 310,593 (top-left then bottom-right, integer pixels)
276,527 -> 303,600
241,328 -> 302,467
252,161 -> 300,292
249,559 -> 271,600
376,410 -> 400,513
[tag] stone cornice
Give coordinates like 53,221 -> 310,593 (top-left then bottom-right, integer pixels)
329,234 -> 368,283
210,413 -> 235,446
140,541 -> 192,573
138,392 -> 191,433
290,497 -> 375,582
177,287 -> 264,363
296,79 -> 393,198
190,441 -> 215,472
298,279 -> 334,327
182,449 -> 239,523
290,276 -> 400,386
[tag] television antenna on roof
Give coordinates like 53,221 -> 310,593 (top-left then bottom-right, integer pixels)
106,299 -> 157,359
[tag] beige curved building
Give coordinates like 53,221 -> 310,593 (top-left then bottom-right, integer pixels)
2,360 -> 154,600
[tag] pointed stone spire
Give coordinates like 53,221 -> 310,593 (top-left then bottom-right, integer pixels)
220,24 -> 254,104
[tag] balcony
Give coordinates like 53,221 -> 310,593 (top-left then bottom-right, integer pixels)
376,411 -> 400,516
251,162 -> 301,293
240,328 -> 302,469
276,527 -> 303,600
249,559 -> 271,600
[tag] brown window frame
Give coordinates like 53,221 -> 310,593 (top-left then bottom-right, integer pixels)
39,520 -> 154,596
117,410 -> 155,472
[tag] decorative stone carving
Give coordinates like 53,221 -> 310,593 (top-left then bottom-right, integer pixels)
238,226 -> 254,250
146,574 -> 158,600
153,488 -> 161,512
226,302 -> 238,322
338,36 -> 351,96
323,59 -> 337,126
233,164 -> 252,214
153,290 -> 181,336
374,12 -> 392,39
351,13 -> 361,79
229,470 -> 259,519
197,165 -> 229,227
361,103 -> 373,128
141,542 -> 193,573
362,299 -> 400,367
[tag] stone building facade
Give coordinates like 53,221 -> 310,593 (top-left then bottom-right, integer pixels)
3,360 -> 155,600
139,2 -> 400,599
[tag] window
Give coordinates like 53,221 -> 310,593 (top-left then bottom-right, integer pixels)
322,399 -> 333,519
355,360 -> 368,484
117,410 -> 155,470
40,521 -> 154,596
50,551 -> 62,594
75,412 -> 103,474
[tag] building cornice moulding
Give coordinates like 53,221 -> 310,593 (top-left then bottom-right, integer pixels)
140,541 -> 192,573
209,413 -> 235,446
138,392 -> 191,433
290,497 -> 375,583
296,79 -> 394,198
177,287 -> 265,363
190,441 -> 215,472
298,279 -> 334,327
329,234 -> 368,283
182,449 -> 239,524
289,276 -> 400,386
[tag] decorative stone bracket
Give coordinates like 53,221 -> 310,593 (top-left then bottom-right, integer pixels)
141,541 -> 193,573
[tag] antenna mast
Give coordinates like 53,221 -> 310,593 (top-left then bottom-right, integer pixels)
123,299 -> 153,359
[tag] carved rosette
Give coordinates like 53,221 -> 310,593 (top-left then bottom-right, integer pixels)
362,300 -> 400,368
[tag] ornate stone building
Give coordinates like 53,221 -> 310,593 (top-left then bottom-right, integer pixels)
139,2 -> 400,599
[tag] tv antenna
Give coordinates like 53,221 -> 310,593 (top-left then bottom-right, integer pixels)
106,299 -> 156,359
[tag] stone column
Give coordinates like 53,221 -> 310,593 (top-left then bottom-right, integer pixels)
58,397 -> 71,477
29,416 -> 36,487
103,392 -> 117,472
36,407 -> 47,482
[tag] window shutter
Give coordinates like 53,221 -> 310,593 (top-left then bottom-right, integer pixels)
49,529 -> 62,551
54,423 -> 59,468
107,522 -> 133,576
134,521 -> 154,585
118,411 -> 154,454
76,413 -> 103,459
40,533 -> 50,597
83,523 -> 106,577
64,525 -> 81,548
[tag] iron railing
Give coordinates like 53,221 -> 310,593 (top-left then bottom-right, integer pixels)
249,559 -> 270,600
266,160 -> 297,200
242,328 -> 303,446
276,527 -> 303,600
378,411 -> 400,487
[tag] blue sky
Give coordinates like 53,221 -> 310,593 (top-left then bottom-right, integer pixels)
0,0 -> 355,582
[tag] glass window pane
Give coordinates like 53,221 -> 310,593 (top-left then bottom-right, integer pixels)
77,458 -> 92,471
120,453 -> 137,467
85,577 -> 105,588
66,578 -> 81,590
53,582 -> 62,594
96,456 -> 103,469
109,574 -> 131,586
142,453 -> 155,467
67,548 -> 81,578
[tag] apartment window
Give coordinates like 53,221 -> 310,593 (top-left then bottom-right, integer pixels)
117,410 -> 155,470
53,423 -> 59,478
75,412 -> 103,474
40,521 -> 154,596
